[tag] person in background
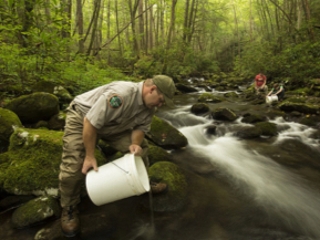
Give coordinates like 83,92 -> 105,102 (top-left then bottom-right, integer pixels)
254,73 -> 268,95
59,75 -> 176,237
267,83 -> 285,101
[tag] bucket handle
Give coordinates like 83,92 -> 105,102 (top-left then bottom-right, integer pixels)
96,145 -> 130,174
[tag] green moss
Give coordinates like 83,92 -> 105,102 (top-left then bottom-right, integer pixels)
149,161 -> 187,194
198,93 -> 223,103
1,127 -> 105,193
0,108 -> 22,151
255,122 -> 278,136
11,196 -> 61,228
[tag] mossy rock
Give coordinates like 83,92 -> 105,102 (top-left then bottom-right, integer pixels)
234,126 -> 262,139
148,144 -> 172,166
299,115 -> 320,127
0,127 -> 105,195
147,116 -> 188,149
11,196 -> 61,229
255,122 -> 278,136
5,92 -> 60,124
147,161 -> 188,212
48,111 -> 66,130
241,113 -> 267,124
198,93 -> 224,103
212,107 -> 238,121
33,81 -> 73,104
279,102 -> 319,114
0,108 -> 22,152
190,103 -> 210,115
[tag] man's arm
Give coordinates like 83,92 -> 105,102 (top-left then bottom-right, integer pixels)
129,129 -> 145,156
82,117 -> 99,174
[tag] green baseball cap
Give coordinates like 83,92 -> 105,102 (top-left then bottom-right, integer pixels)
152,75 -> 176,108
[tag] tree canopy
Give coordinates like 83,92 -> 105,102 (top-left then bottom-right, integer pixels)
0,0 -> 319,94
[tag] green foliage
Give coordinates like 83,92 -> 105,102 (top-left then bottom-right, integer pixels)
234,40 -> 320,80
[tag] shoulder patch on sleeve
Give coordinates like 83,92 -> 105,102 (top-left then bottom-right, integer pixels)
108,95 -> 123,108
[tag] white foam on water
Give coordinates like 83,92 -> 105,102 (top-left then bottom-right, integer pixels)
179,121 -> 320,238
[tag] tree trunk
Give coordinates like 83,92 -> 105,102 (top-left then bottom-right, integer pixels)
61,0 -> 71,38
86,0 -> 101,56
76,0 -> 84,53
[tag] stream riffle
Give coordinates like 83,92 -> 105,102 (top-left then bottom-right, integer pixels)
1,92 -> 320,240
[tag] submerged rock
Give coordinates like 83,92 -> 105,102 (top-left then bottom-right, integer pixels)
11,196 -> 61,229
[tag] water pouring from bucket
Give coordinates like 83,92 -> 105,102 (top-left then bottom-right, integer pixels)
86,153 -> 150,206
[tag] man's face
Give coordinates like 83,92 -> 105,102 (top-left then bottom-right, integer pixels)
144,86 -> 165,109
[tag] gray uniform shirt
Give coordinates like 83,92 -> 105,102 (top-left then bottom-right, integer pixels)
73,81 -> 154,137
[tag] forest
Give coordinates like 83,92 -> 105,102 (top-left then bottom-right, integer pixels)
0,0 -> 320,96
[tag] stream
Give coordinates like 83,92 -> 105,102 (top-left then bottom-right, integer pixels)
1,90 -> 320,240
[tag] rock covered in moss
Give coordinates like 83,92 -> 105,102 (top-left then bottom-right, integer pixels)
148,144 -> 172,166
147,116 -> 188,149
190,103 -> 210,115
5,92 -> 60,124
279,102 -> 319,114
33,81 -> 73,104
255,122 -> 278,136
48,111 -> 66,130
148,161 -> 188,212
0,108 -> 22,152
198,93 -> 224,103
0,127 -> 105,195
11,196 -> 61,229
212,107 -> 238,121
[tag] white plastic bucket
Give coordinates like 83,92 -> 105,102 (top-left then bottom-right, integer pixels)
266,95 -> 278,104
86,154 -> 150,206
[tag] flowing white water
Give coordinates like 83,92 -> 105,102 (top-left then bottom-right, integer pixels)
175,115 -> 320,238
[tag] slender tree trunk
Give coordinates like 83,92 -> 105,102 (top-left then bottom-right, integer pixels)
61,0 -> 71,38
115,0 -> 123,57
128,0 -> 140,58
86,0 -> 101,56
76,0 -> 84,53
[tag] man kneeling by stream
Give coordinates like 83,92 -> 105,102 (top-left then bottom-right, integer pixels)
59,75 -> 176,237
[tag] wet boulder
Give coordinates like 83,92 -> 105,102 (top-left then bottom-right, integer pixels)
146,116 -> 188,150
198,93 -> 224,103
11,196 -> 61,229
255,122 -> 278,136
241,113 -> 267,124
234,126 -> 262,139
212,107 -> 238,121
147,161 -> 188,212
148,144 -> 173,166
5,92 -> 60,124
279,102 -> 319,114
0,108 -> 22,152
191,103 -> 210,115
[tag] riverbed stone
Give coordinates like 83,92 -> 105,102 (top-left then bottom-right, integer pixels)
147,116 -> 188,149
191,103 -> 210,115
147,161 -> 188,212
279,102 -> 319,114
11,196 -> 61,229
212,107 -> 238,121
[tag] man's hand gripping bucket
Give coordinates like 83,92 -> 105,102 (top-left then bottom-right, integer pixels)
86,154 -> 150,206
